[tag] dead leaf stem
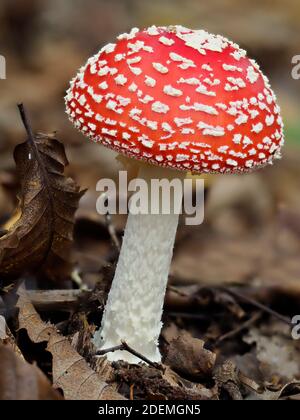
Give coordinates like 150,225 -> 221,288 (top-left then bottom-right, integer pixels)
17,103 -> 56,265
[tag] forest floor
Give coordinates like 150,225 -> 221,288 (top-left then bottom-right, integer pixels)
1,0 -> 300,401
0,109 -> 300,400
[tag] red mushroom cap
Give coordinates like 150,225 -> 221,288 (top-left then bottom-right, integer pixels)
65,25 -> 284,173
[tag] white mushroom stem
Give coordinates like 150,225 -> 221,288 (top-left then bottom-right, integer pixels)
94,164 -> 185,363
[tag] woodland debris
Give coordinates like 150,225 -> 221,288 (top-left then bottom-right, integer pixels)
0,315 -> 24,359
213,360 -> 243,400
0,345 -> 62,400
244,323 -> 300,383
115,363 -> 214,400
17,287 -> 124,400
164,331 -> 216,379
25,289 -> 83,312
97,341 -> 164,371
0,105 -> 85,282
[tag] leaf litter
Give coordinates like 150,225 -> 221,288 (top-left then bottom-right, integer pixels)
17,287 -> 123,400
0,105 -> 85,283
0,105 -> 300,400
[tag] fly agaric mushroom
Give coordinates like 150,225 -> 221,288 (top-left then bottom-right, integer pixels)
65,25 -> 284,363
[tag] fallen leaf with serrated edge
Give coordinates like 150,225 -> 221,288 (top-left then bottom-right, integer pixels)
0,344 -> 62,400
17,287 -> 124,400
0,123 -> 85,282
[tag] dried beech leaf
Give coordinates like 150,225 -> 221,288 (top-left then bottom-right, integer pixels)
165,331 -> 216,379
0,344 -> 62,400
17,288 -> 124,400
0,132 -> 85,281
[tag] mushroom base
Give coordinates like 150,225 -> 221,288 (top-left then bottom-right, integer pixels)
93,164 -> 185,363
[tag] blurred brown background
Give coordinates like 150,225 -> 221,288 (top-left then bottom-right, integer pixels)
1,0 -> 300,294
0,0 -> 300,171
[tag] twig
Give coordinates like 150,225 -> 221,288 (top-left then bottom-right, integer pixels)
220,287 -> 291,325
167,285 -> 189,297
238,371 -> 264,394
96,340 -> 164,371
100,192 -> 120,251
106,212 -> 121,251
97,344 -> 123,354
129,384 -> 134,400
167,311 -> 209,320
216,311 -> 262,344
25,289 -> 84,312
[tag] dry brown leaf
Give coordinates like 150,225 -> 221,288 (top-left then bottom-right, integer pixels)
164,330 -> 216,379
0,125 -> 85,282
162,366 -> 216,400
248,381 -> 300,401
115,363 -> 214,400
16,287 -> 124,400
0,344 -> 62,400
244,324 -> 300,382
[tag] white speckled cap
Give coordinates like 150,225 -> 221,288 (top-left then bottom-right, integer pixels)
65,25 -> 284,174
